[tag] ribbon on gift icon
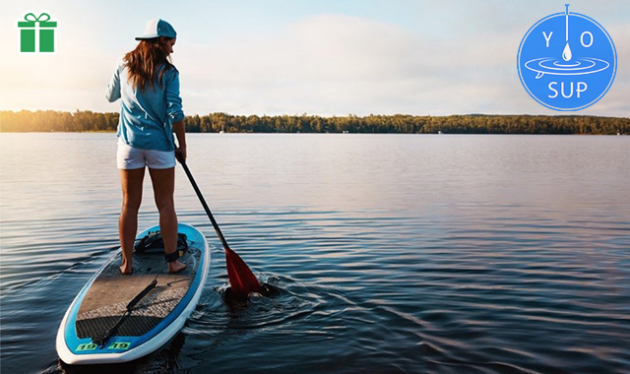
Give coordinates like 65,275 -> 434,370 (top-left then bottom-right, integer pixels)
18,12 -> 58,53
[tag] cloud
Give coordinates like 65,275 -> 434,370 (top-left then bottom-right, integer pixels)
175,13 -> 628,117
2,8 -> 628,117
172,14 -> 522,115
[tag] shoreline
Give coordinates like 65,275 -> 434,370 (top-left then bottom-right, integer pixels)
1,110 -> 628,135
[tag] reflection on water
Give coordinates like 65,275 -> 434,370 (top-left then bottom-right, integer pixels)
1,133 -> 629,374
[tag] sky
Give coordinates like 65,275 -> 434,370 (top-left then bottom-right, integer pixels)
1,0 -> 628,117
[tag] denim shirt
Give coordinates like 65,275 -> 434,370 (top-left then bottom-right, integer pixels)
106,56 -> 184,151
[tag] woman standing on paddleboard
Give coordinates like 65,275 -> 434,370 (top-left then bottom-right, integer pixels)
106,19 -> 186,274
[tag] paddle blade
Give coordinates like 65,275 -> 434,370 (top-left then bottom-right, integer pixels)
224,247 -> 263,300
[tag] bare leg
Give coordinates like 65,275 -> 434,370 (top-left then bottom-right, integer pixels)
149,167 -> 186,273
119,168 -> 145,274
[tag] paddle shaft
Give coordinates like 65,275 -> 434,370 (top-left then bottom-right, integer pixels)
178,160 -> 231,251
177,151 -> 264,299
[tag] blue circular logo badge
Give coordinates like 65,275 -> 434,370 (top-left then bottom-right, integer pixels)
517,5 -> 617,111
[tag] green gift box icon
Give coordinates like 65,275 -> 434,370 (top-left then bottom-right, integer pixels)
18,12 -> 58,53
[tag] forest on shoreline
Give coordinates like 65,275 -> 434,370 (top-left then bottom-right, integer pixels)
1,110 -> 628,135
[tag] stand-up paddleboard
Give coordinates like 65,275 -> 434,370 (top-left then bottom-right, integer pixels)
56,223 -> 209,364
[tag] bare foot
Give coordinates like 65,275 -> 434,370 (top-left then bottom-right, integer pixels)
168,260 -> 186,273
119,263 -> 133,275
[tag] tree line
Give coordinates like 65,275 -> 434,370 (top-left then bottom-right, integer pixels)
1,110 -> 628,135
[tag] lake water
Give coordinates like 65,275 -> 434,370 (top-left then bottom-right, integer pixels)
1,133 -> 629,374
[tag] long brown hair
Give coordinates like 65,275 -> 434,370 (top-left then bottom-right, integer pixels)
123,37 -> 174,92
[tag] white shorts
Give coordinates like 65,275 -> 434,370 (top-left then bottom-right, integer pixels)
116,140 -> 176,170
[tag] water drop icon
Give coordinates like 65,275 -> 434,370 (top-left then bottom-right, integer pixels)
561,4 -> 572,61
562,42 -> 572,61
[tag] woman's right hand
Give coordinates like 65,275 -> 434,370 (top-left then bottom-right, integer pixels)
172,119 -> 187,164
175,145 -> 187,164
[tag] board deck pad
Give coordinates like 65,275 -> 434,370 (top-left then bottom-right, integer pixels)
76,239 -> 200,339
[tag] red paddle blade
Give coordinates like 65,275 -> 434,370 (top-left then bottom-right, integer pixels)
224,247 -> 263,300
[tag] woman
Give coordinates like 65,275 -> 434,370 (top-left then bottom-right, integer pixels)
106,19 -> 186,274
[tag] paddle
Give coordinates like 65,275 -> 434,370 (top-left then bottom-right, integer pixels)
177,155 -> 264,300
